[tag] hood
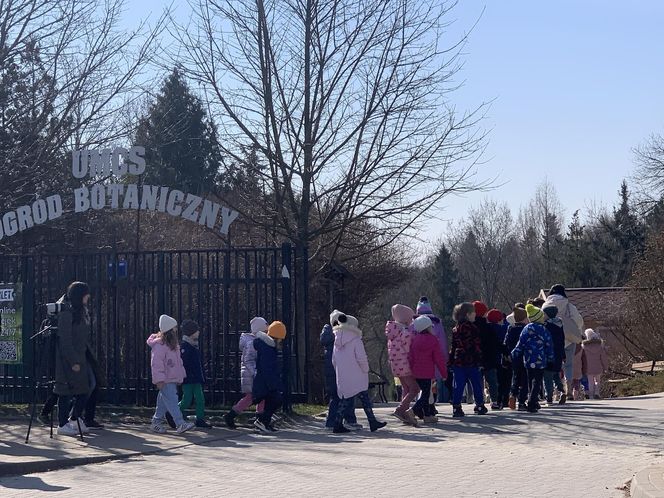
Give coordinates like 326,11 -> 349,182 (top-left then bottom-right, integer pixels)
391,304 -> 414,325
147,333 -> 163,348
546,293 -> 569,309
255,330 -> 276,348
547,317 -> 564,328
334,323 -> 362,346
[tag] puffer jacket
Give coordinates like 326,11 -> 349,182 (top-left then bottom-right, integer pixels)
252,331 -> 283,400
418,313 -> 449,379
385,320 -> 414,377
332,322 -> 369,399
582,338 -> 608,376
148,333 -> 186,385
512,323 -> 554,370
544,294 -> 584,346
451,320 -> 483,368
409,332 -> 448,380
239,332 -> 258,393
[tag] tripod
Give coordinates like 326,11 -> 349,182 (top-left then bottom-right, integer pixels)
24,322 -> 85,444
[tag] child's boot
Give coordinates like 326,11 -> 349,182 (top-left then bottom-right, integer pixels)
404,409 -> 419,427
508,396 -> 516,410
196,418 -> 212,428
369,418 -> 387,432
224,410 -> 238,429
452,405 -> 465,418
475,404 -> 488,415
333,423 -> 351,434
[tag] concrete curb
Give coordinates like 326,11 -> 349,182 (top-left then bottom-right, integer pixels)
632,465 -> 664,498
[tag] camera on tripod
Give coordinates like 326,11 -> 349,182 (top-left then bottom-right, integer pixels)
44,302 -> 71,315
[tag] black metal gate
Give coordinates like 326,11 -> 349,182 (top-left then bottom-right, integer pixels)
0,244 -> 306,406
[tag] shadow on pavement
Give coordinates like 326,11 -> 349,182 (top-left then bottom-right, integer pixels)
0,474 -> 70,492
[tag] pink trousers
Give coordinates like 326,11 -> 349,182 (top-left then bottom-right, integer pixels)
397,376 -> 421,413
233,393 -> 265,414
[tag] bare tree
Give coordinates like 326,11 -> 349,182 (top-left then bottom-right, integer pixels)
173,0 -> 488,266
633,133 -> 664,203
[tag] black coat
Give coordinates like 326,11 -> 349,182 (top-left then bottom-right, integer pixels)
320,324 -> 336,393
180,340 -> 206,384
53,309 -> 92,396
545,320 -> 566,372
476,317 -> 499,369
503,324 -> 525,367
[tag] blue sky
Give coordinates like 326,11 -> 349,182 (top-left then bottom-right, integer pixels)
122,1 -> 664,239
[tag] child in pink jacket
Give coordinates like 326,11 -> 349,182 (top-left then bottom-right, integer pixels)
581,328 -> 608,399
409,315 -> 448,424
148,315 -> 194,434
385,304 -> 419,425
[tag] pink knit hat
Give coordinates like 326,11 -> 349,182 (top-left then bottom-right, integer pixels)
391,304 -> 414,325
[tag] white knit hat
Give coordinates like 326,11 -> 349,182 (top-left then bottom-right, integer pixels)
159,314 -> 177,333
250,317 -> 269,334
414,315 -> 433,333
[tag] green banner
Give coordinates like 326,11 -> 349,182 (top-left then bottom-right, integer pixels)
0,283 -> 23,364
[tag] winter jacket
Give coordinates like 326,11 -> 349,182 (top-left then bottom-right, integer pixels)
476,317 -> 500,370
582,338 -> 608,376
148,334 -> 186,385
320,324 -> 337,392
239,332 -> 258,393
252,331 -> 283,400
544,294 -> 584,346
53,308 -> 93,396
385,321 -> 414,377
332,322 -> 369,399
545,318 -> 566,372
180,337 -> 206,384
512,323 -> 554,370
503,324 -> 525,367
409,332 -> 448,380
419,314 -> 449,379
450,320 -> 483,368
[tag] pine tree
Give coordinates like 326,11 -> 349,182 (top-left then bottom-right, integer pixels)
135,69 -> 222,194
432,242 -> 460,329
611,181 -> 645,284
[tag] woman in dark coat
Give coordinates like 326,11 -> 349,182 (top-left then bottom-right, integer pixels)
53,282 -> 96,435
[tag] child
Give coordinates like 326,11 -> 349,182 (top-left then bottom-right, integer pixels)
511,305 -> 554,413
416,297 -> 449,407
147,315 -> 195,434
252,321 -> 287,432
474,301 -> 500,410
504,305 -> 528,410
409,315 -> 448,424
178,319 -> 211,428
224,317 -> 267,429
488,309 -> 510,409
450,302 -> 487,418
321,322 -> 361,431
542,305 -> 567,405
571,344 -> 584,400
331,311 -> 387,434
386,304 -> 419,425
581,328 -> 607,399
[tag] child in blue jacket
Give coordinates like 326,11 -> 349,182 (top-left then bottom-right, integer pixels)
178,319 -> 211,428
511,305 -> 554,413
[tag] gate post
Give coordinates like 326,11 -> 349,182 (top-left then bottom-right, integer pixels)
281,243 -> 292,413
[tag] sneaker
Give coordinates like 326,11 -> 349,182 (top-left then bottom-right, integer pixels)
490,402 -> 501,411
473,405 -> 480,414
38,413 -> 51,426
346,423 -> 364,431
254,419 -> 270,433
559,393 -> 567,405
508,396 -> 517,410
57,422 -> 79,437
224,411 -> 238,429
151,422 -> 167,434
76,418 -> 90,434
176,421 -> 195,434
165,412 -> 177,429
332,424 -> 351,434
195,419 -> 212,428
84,419 -> 104,429
404,409 -> 419,427
452,406 -> 465,418
475,405 -> 488,416
517,403 -> 527,411
423,415 -> 438,424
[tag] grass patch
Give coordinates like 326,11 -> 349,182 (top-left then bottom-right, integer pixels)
292,404 -> 327,417
612,372 -> 664,397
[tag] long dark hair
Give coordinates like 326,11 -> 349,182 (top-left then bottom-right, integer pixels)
67,281 -> 90,324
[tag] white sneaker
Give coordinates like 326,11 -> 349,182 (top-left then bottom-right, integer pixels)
76,418 -> 90,434
176,421 -> 195,434
151,423 -> 167,434
57,422 -> 79,437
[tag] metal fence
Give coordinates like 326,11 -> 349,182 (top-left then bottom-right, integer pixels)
0,244 -> 307,406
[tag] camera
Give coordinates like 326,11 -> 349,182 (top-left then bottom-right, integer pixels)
44,301 -> 71,315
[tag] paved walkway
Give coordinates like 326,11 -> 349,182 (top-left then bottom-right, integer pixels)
2,394 -> 664,497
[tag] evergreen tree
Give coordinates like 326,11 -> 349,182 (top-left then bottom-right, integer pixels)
432,242 -> 459,328
135,69 -> 222,194
611,181 -> 645,284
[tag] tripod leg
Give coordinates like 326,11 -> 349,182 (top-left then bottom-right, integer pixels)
76,417 -> 84,442
25,390 -> 38,444
50,404 -> 54,439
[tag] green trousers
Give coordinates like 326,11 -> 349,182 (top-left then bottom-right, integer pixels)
179,383 -> 205,420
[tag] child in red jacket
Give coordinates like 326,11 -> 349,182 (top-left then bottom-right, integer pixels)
409,316 -> 448,424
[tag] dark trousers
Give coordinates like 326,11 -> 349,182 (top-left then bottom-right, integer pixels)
414,379 -> 434,417
57,394 -> 88,427
43,387 -> 100,423
498,366 -> 512,406
325,386 -> 358,428
527,368 -> 545,409
255,391 -> 282,425
337,391 -> 376,427
511,363 -> 529,404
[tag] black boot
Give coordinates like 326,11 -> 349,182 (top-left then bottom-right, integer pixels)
224,410 -> 238,429
165,411 -> 176,429
369,419 -> 387,432
453,405 -> 465,418
475,404 -> 488,415
333,423 -> 351,434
